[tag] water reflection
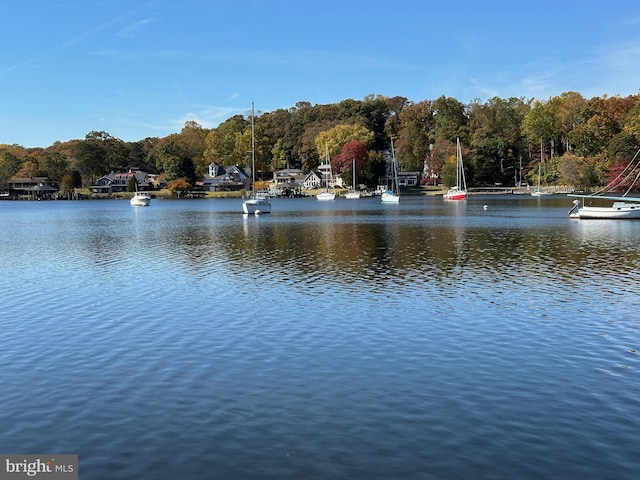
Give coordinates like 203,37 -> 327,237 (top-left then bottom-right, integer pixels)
96,197 -> 640,295
2,197 -> 640,479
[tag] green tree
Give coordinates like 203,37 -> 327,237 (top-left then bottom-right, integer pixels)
73,132 -> 108,181
382,95 -> 409,139
59,171 -> 82,198
468,97 -> 529,186
127,176 -> 138,192
39,150 -> 69,181
361,150 -> 386,187
521,100 -> 554,145
557,154 -> 582,188
432,95 -> 468,143
153,135 -> 195,183
271,138 -> 288,170
180,121 -> 208,178
620,100 -> 640,141
204,115 -> 247,166
397,100 -> 434,172
0,150 -> 21,187
549,91 -> 586,154
440,148 -> 459,188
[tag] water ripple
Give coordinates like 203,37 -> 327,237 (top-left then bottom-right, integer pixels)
2,198 -> 640,479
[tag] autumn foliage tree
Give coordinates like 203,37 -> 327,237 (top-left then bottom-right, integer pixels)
605,159 -> 640,192
334,141 -> 369,187
167,177 -> 193,198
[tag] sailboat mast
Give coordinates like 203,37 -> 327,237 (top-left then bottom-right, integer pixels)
390,138 -> 398,192
251,102 -> 255,189
352,158 -> 356,190
456,138 -> 461,187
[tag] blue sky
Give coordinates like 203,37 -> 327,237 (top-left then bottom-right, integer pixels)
2,0 -> 639,147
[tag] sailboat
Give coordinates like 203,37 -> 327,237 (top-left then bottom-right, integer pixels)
381,138 -> 400,203
345,158 -> 360,199
443,138 -> 467,200
316,143 -> 336,200
531,141 -> 552,197
530,162 -> 551,196
568,147 -> 640,219
242,102 -> 271,215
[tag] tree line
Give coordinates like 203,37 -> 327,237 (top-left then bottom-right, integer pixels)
2,91 -> 640,194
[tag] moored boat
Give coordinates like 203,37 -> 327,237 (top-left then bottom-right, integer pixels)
316,143 -> 336,201
242,102 -> 271,214
443,138 -> 467,201
130,191 -> 151,206
531,147 -> 552,196
381,138 -> 400,203
569,197 -> 640,219
345,158 -> 360,199
568,147 -> 640,219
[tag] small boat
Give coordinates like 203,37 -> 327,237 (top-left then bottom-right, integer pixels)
316,143 -> 336,201
381,138 -> 400,203
242,102 -> 271,215
130,190 -> 151,206
530,164 -> 553,195
316,190 -> 336,201
568,196 -> 640,219
443,138 -> 467,200
345,158 -> 360,199
568,147 -> 640,219
242,192 -> 271,215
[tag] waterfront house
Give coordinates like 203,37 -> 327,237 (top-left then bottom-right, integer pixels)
7,176 -> 59,198
90,170 -> 151,194
268,168 -> 306,195
201,162 -> 247,192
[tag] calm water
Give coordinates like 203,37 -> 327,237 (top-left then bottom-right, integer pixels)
1,195 -> 639,479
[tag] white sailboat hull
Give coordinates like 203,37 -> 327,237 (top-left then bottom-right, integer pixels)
568,148 -> 640,219
345,191 -> 360,199
381,191 -> 399,203
242,197 -> 271,214
316,191 -> 335,201
443,187 -> 466,200
571,202 -> 640,219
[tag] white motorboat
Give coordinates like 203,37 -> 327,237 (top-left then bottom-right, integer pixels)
242,102 -> 271,215
130,191 -> 151,206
